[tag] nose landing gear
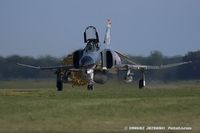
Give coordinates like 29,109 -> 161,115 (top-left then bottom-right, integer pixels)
86,69 -> 95,91
87,84 -> 94,90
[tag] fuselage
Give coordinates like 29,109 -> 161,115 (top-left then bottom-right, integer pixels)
79,42 -> 121,70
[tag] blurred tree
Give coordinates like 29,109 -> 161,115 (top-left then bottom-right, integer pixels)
178,50 -> 200,79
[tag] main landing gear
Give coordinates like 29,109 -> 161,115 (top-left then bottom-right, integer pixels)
139,70 -> 145,89
56,70 -> 63,91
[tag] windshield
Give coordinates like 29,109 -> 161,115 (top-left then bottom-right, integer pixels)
84,26 -> 99,43
85,42 -> 99,52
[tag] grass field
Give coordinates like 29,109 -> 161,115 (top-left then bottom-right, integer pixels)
0,80 -> 199,133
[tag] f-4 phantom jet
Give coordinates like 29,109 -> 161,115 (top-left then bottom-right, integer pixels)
18,20 -> 191,91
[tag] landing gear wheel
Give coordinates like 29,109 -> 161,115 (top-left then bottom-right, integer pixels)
87,84 -> 94,91
56,80 -> 63,91
139,79 -> 144,89
56,71 -> 63,91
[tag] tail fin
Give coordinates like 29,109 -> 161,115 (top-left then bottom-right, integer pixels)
104,19 -> 112,45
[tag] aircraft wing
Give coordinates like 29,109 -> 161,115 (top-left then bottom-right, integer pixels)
115,61 -> 192,70
17,63 -> 74,70
115,51 -> 138,65
114,51 -> 192,70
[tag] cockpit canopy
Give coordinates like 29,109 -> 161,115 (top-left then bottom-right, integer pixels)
84,26 -> 99,43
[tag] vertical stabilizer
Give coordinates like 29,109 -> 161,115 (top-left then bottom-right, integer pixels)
104,19 -> 112,45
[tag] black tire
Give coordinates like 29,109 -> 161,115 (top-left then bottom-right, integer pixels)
139,79 -> 144,89
56,80 -> 63,91
87,85 -> 94,91
87,85 -> 90,90
90,85 -> 94,91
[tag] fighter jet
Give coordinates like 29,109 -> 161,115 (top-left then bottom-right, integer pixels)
17,19 -> 191,91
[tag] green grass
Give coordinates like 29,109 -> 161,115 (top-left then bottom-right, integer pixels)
0,80 -> 199,133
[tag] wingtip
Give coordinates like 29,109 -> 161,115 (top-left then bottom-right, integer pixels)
185,61 -> 192,64
16,63 -> 21,66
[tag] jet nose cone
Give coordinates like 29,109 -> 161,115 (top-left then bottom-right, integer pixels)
80,56 -> 95,68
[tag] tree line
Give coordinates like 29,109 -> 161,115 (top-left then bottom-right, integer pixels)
131,50 -> 200,81
0,50 -> 199,81
0,55 -> 60,80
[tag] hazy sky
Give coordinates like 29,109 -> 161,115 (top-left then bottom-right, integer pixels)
0,0 -> 199,57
